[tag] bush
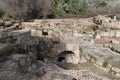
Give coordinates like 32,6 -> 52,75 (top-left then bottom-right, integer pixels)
2,0 -> 52,20
95,1 -> 107,8
102,61 -> 108,68
52,0 -> 88,18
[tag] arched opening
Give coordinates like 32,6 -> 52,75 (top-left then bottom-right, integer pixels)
72,78 -> 77,80
59,51 -> 74,55
57,51 -> 74,62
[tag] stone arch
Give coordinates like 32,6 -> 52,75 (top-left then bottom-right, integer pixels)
57,51 -> 74,63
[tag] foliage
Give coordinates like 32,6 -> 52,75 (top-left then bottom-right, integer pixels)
52,0 -> 88,17
102,61 -> 108,68
94,1 -> 107,8
2,0 -> 52,20
0,0 -> 112,19
1,0 -> 110,19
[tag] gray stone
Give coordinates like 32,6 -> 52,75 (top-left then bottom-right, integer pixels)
50,73 -> 77,80
18,55 -> 33,73
111,39 -> 120,44
4,21 -> 13,27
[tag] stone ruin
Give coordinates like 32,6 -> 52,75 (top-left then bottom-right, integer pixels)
0,17 -> 120,80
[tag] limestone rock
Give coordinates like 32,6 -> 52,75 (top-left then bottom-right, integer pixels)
111,39 -> 120,44
18,54 -> 33,73
95,33 -> 101,39
116,31 -> 120,37
41,73 -> 77,80
4,21 -> 13,27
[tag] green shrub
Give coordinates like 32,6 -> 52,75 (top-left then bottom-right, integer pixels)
52,0 -> 88,18
102,61 -> 108,68
95,1 -> 107,7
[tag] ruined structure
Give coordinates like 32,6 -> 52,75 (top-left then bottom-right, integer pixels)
0,15 -> 120,80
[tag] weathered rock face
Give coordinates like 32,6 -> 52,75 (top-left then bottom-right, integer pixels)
0,54 -> 45,80
42,73 -> 77,80
100,30 -> 120,38
78,39 -> 120,78
18,54 -> 33,73
0,43 -> 15,62
0,54 -> 111,80
21,17 -> 120,77
0,19 -> 22,43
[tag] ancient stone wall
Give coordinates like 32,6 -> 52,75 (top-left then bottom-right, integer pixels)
22,18 -> 94,38
100,30 -> 120,38
94,15 -> 120,29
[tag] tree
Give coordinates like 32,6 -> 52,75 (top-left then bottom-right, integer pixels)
52,0 -> 88,17
52,0 -> 65,17
2,0 -> 52,20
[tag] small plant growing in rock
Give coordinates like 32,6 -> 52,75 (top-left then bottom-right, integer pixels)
102,61 -> 108,68
89,55 -> 97,63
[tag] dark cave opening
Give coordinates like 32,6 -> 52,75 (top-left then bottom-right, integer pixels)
58,57 -> 65,62
57,51 -> 74,62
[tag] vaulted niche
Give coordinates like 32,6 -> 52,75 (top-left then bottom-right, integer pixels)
57,51 -> 74,62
